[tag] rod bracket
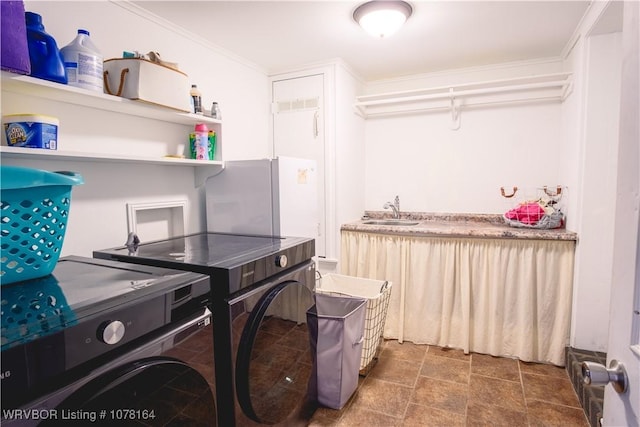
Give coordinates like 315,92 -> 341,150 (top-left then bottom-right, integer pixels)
449,88 -> 460,130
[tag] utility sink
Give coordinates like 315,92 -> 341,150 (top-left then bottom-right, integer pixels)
362,219 -> 420,226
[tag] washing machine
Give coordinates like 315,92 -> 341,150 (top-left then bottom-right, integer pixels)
1,256 -> 216,426
94,232 -> 317,426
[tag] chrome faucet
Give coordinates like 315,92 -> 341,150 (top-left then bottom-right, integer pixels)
383,196 -> 401,219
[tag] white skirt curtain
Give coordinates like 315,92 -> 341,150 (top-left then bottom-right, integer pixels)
341,231 -> 575,366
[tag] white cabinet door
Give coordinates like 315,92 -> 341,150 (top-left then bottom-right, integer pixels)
603,2 -> 639,425
272,74 -> 326,257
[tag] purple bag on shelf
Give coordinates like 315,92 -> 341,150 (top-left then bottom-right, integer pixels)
1,1 -> 31,75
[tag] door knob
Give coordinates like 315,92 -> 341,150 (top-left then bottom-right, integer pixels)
581,359 -> 628,393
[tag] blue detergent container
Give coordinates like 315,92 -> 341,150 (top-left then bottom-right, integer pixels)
25,11 -> 67,84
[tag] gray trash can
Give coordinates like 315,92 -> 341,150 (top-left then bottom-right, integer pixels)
307,293 -> 367,409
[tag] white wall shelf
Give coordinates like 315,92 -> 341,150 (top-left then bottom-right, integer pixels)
0,146 -> 224,186
0,145 -> 221,166
354,72 -> 573,120
1,71 -> 222,127
1,72 -> 224,186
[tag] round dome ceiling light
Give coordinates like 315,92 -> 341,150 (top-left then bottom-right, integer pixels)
353,0 -> 413,38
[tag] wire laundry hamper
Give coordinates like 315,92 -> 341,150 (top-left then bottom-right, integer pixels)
315,273 -> 392,375
500,185 -> 566,229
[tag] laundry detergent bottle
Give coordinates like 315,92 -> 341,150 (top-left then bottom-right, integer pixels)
194,123 -> 210,160
60,29 -> 103,92
24,12 -> 67,84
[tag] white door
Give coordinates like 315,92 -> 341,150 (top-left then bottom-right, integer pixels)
602,2 -> 639,425
272,74 -> 326,257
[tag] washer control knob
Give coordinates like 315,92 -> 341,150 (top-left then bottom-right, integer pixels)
98,320 -> 125,345
275,255 -> 288,268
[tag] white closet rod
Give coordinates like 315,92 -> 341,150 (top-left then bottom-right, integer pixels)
357,95 -> 563,118
355,79 -> 570,108
356,72 -> 571,101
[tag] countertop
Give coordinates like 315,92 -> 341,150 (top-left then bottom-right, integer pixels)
340,211 -> 578,241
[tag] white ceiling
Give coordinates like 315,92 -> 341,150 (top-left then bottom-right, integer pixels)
133,1 -> 592,81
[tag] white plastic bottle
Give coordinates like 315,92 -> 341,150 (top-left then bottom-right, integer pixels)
190,84 -> 203,114
60,29 -> 103,92
210,102 -> 222,120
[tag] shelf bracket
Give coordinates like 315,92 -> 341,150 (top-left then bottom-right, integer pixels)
561,78 -> 574,101
449,88 -> 461,130
194,162 -> 225,187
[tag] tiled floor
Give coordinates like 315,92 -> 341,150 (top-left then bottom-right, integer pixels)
308,340 -> 589,426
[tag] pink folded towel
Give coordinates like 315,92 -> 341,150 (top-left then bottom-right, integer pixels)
505,202 -> 545,225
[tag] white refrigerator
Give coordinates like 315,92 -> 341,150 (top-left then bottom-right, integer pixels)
205,157 -> 318,241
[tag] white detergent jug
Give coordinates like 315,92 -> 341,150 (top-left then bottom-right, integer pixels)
60,29 -> 103,92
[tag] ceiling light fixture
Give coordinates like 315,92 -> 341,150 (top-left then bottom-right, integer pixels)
353,0 -> 413,39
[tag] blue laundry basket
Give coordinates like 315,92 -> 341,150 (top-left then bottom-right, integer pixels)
1,166 -> 83,285
1,272 -> 77,349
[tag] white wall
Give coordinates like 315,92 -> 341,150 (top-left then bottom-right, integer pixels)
570,32 -> 622,351
7,1 -> 270,256
333,62 -> 366,269
4,158 -> 201,257
559,38 -> 585,233
363,60 -> 566,214
364,58 -> 564,95
558,0 -> 624,353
